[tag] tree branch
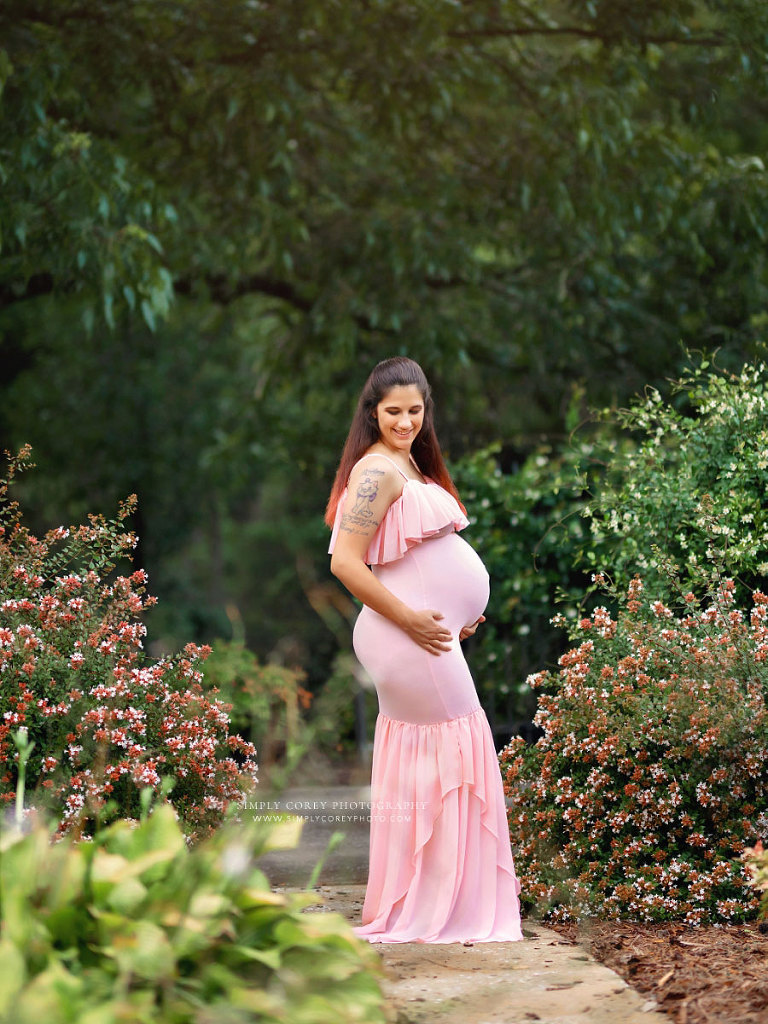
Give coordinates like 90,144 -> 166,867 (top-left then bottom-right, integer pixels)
0,273 -> 56,310
447,26 -> 726,47
0,266 -> 512,318
174,273 -> 399,334
174,273 -> 314,311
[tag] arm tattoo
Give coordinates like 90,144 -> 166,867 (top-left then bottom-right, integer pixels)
339,467 -> 388,535
350,472 -> 380,518
339,512 -> 380,536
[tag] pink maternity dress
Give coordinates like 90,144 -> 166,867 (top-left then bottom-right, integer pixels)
329,453 -> 523,943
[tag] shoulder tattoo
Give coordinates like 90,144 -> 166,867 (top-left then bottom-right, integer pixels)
339,471 -> 384,535
350,471 -> 381,518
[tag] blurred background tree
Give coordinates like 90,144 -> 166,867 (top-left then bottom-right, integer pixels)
2,0 -> 768,755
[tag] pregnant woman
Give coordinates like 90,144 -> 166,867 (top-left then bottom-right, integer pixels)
326,357 -> 523,943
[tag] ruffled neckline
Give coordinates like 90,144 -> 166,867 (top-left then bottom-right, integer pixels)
329,476 -> 469,565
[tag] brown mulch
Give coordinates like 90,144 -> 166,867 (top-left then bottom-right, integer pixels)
552,920 -> 768,1024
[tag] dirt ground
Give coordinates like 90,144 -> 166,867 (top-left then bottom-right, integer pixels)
553,920 -> 768,1024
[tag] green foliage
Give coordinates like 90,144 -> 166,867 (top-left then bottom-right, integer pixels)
305,652 -> 377,761
456,356 -> 768,724
501,577 -> 768,924
496,359 -> 768,923
0,15 -> 175,331
5,0 -> 768,699
0,805 -> 388,1024
202,641 -> 312,788
452,426 -> 624,725
583,358 -> 768,600
0,447 -> 257,838
4,0 -> 768,407
0,301 -> 323,657
202,645 -> 376,785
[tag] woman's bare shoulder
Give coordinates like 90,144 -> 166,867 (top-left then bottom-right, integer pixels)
344,454 -> 403,514
334,456 -> 403,548
348,452 -> 404,485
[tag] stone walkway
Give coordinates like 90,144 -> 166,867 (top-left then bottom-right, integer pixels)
255,787 -> 669,1024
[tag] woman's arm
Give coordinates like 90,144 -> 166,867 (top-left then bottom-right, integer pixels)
330,458 -> 453,655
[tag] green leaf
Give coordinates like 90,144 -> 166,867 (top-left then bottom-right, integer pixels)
103,292 -> 114,328
140,299 -> 156,331
230,944 -> 282,970
0,938 -> 26,1012
107,920 -> 176,981
105,877 -> 147,914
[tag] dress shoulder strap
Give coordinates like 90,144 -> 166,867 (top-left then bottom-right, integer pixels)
353,452 -> 410,481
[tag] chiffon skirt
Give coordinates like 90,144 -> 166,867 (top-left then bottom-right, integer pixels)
352,531 -> 523,943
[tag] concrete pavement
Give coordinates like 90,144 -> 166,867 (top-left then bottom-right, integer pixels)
255,786 -> 669,1024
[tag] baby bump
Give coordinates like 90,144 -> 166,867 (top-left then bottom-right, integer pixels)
352,532 -> 490,724
376,531 -> 489,632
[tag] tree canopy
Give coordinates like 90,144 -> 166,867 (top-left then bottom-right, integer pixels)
2,0 -> 768,694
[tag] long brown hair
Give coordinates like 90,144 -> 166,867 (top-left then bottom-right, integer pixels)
325,357 -> 465,527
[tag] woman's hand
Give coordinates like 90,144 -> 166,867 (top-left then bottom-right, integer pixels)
459,615 -> 486,642
403,608 -> 453,655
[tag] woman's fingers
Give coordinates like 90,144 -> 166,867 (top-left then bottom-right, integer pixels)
429,611 -> 452,639
422,611 -> 485,648
408,608 -> 452,654
459,615 -> 486,641
425,632 -> 453,654
427,610 -> 452,649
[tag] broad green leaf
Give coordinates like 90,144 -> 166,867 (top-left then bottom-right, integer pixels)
107,921 -> 176,981
0,938 -> 26,1012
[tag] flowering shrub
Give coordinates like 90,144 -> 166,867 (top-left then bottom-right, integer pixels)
501,575 -> 768,924
744,841 -> 768,921
0,447 -> 257,838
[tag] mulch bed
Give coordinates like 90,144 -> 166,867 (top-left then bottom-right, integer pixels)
552,920 -> 768,1024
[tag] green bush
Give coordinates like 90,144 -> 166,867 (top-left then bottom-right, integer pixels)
452,431 -> 619,725
0,806 -> 388,1024
201,644 -> 378,785
582,358 -> 768,601
496,359 -> 768,924
201,641 -> 312,787
454,357 -> 768,726
305,652 -> 377,760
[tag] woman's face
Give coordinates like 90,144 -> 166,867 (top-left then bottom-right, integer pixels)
374,385 -> 425,452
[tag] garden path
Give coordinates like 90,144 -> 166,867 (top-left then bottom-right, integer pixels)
256,786 -> 669,1023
